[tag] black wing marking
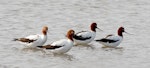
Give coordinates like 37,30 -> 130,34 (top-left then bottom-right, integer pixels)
76,31 -> 87,34
105,34 -> 114,38
37,45 -> 62,49
73,35 -> 91,40
95,38 -> 119,43
73,31 -> 91,40
13,38 -> 37,43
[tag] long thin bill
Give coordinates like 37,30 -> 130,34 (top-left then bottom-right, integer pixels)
124,31 -> 133,35
97,27 -> 103,31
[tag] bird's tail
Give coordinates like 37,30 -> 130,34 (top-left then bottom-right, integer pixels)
37,46 -> 44,48
95,39 -> 102,42
13,38 -> 19,41
37,45 -> 61,49
37,45 -> 50,48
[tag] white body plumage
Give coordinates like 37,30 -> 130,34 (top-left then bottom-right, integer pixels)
98,35 -> 123,47
14,26 -> 48,47
50,39 -> 74,54
73,31 -> 96,45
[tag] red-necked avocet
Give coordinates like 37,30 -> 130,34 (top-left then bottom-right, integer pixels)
37,29 -> 75,54
73,23 -> 101,45
13,26 -> 48,47
95,27 -> 127,48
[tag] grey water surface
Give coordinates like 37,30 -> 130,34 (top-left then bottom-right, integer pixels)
0,0 -> 150,68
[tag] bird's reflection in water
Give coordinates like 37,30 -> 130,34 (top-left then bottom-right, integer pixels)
42,53 -> 75,61
21,47 -> 46,53
52,53 -> 75,61
101,47 -> 124,55
74,44 -> 95,50
20,47 -> 75,61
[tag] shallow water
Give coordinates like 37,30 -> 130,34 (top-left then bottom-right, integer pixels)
0,0 -> 150,68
